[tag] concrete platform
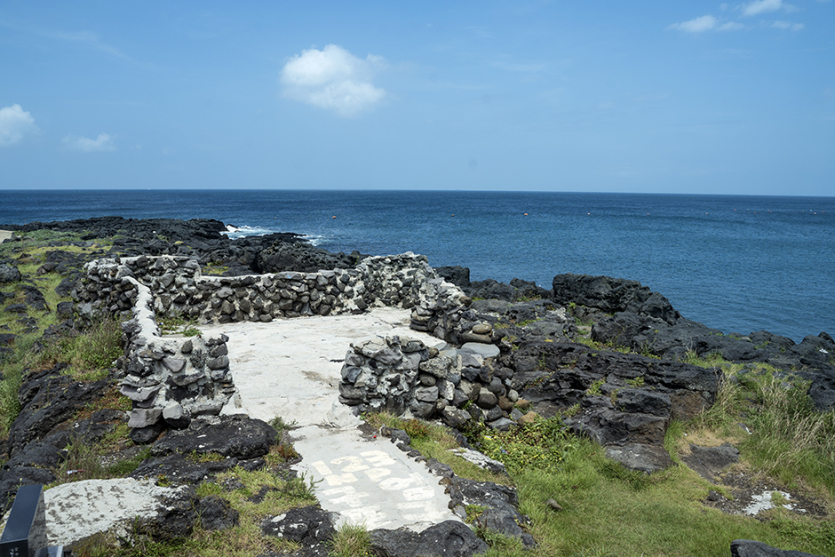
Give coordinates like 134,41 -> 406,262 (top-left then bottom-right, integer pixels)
201,308 -> 460,531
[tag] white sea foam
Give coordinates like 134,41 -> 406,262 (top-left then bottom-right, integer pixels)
302,234 -> 327,246
222,225 -> 275,239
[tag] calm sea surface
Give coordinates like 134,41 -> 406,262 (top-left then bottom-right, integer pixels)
1,190 -> 832,342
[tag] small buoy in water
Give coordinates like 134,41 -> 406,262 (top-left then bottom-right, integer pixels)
451,214 -> 455,217
587,213 -> 590,215
524,213 -> 528,216
332,216 -> 336,219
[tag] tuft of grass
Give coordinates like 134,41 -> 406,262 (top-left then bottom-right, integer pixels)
56,317 -> 123,381
329,523 -> 372,557
741,372 -> 835,494
158,314 -> 201,337
402,418 -> 431,440
690,365 -> 835,498
266,416 -> 300,464
49,440 -> 151,487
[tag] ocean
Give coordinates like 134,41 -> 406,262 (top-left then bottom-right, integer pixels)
1,189 -> 832,343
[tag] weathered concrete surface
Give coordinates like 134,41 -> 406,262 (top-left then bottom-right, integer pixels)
201,308 -> 460,531
0,230 -> 13,243
43,478 -> 185,546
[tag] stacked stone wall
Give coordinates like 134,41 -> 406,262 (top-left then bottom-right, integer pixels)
78,252 -> 471,435
339,337 -> 519,431
108,274 -> 235,437
78,252 -> 465,326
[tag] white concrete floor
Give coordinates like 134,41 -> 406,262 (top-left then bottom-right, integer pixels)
201,308 -> 460,531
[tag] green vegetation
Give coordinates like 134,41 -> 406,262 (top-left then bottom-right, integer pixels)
586,378 -> 604,396
365,371 -> 834,557
266,416 -> 301,463
329,523 -> 373,557
157,314 -> 201,337
625,376 -> 645,388
202,261 -> 229,276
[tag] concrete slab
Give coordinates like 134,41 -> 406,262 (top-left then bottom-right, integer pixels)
43,478 -> 183,546
201,308 -> 460,531
0,230 -> 13,243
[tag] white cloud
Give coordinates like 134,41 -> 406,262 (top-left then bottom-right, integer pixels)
63,133 -> 116,152
0,104 -> 36,146
772,20 -> 804,30
280,44 -> 386,117
669,14 -> 745,32
742,0 -> 783,16
670,15 -> 718,32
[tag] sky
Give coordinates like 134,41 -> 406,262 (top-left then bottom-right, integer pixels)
0,1 -> 833,195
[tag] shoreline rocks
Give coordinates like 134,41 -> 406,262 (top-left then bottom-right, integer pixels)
2,216 -> 833,557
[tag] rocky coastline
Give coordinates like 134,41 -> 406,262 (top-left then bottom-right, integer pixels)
1,217 -> 833,557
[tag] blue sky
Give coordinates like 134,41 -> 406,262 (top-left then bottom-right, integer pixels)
1,1 -> 832,195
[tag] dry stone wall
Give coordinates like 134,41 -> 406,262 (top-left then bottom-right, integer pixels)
339,336 -> 519,432
81,264 -> 237,438
77,252 -> 466,326
79,253 -> 472,436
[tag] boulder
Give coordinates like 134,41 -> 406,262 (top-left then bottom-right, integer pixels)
0,263 -> 21,283
370,520 -> 488,557
552,273 -> 680,324
129,453 -> 260,484
150,415 -> 276,460
808,369 -> 835,411
604,444 -> 673,474
682,444 -> 740,482
731,539 -> 826,557
447,477 -> 535,548
255,242 -> 358,274
7,364 -> 108,455
261,505 -> 336,555
435,266 -> 471,289
198,495 -> 239,531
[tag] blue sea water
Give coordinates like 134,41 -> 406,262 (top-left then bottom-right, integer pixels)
1,189 -> 833,343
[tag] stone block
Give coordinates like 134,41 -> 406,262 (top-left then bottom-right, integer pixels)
128,407 -> 163,428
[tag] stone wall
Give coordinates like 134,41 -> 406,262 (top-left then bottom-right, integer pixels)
79,252 -> 471,436
105,273 -> 235,440
339,336 -> 519,431
77,252 -> 465,326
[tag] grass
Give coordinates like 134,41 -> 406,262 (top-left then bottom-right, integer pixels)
330,523 -> 373,557
157,314 -> 201,337
361,372 -> 835,557
686,359 -> 835,497
49,438 -> 151,488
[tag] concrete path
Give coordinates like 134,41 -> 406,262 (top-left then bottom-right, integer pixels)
201,308 -> 460,531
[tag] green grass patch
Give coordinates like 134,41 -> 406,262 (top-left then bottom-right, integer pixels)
329,522 -> 373,557
741,372 -> 835,495
58,317 -> 124,381
157,314 -> 201,337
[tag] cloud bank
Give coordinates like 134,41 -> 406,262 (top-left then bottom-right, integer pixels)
0,104 -> 36,146
63,133 -> 116,152
281,44 -> 386,117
